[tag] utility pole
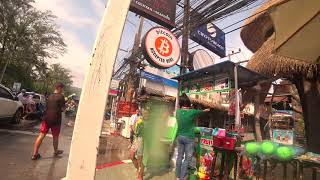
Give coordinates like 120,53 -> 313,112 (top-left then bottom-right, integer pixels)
180,0 -> 190,75
125,17 -> 144,116
65,0 -> 131,179
228,49 -> 242,128
176,0 -> 190,110
125,16 -> 144,101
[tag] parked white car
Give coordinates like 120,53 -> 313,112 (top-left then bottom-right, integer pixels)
0,84 -> 24,123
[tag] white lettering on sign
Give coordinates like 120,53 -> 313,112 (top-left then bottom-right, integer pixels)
197,30 -> 225,50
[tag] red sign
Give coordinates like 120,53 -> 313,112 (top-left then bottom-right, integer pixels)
129,0 -> 176,29
143,27 -> 180,69
201,138 -> 214,147
116,101 -> 138,118
108,89 -> 119,96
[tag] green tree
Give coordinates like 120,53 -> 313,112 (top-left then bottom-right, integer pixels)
33,63 -> 73,94
0,0 -> 66,88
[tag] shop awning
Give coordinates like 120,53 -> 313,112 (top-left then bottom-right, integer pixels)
172,61 -> 268,88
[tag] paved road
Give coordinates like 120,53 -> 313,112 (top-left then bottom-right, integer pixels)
0,118 -> 74,180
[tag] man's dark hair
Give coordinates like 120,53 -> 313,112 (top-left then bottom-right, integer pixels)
55,82 -> 65,89
179,93 -> 191,107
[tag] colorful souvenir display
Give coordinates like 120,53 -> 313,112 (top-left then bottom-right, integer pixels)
261,141 -> 277,155
245,142 -> 260,155
245,141 -> 299,161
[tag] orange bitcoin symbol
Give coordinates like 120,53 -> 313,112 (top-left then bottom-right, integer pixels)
155,37 -> 172,57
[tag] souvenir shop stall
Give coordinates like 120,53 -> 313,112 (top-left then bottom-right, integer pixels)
244,109 -> 320,180
173,61 -> 268,179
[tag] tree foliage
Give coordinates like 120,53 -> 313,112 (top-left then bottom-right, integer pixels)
0,0 -> 70,93
33,63 -> 73,94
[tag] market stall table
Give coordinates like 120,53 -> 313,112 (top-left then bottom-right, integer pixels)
173,61 -> 268,180
295,153 -> 320,180
209,146 -> 244,180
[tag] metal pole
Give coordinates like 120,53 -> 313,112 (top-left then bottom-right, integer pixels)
65,0 -> 131,179
234,64 -> 241,127
176,0 -> 190,111
228,50 -> 242,127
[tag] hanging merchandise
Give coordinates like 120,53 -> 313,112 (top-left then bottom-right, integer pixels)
195,128 -> 215,180
245,142 -> 260,156
260,141 -> 277,156
275,146 -> 294,161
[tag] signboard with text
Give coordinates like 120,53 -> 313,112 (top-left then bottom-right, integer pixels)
130,0 -> 176,29
143,27 -> 181,69
180,76 -> 230,95
214,77 -> 230,91
12,82 -> 21,92
191,23 -> 226,57
141,71 -> 178,88
116,101 -> 138,118
273,129 -> 294,145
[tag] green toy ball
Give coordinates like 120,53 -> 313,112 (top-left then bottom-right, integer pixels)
245,142 -> 260,155
194,127 -> 201,134
276,146 -> 294,161
261,141 -> 276,155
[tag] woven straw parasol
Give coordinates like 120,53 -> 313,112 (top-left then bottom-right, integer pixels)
241,0 -> 285,52
246,35 -> 318,79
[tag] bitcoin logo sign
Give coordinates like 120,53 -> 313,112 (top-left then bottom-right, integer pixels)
143,27 -> 180,69
155,37 -> 172,57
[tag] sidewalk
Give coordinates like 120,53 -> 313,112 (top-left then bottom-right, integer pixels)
95,161 -> 176,180
96,120 -> 176,180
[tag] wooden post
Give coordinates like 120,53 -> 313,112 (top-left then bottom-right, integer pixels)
175,0 -> 190,111
253,84 -> 263,142
65,0 -> 131,179
180,0 -> 190,75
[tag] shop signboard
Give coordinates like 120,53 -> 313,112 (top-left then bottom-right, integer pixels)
116,101 -> 138,118
214,77 -> 230,91
110,79 -> 120,90
143,27 -> 181,69
191,23 -> 226,57
272,129 -> 294,145
141,71 -> 178,88
12,82 -> 21,92
180,76 -> 230,95
143,61 -> 180,79
108,89 -> 119,96
130,0 -> 176,29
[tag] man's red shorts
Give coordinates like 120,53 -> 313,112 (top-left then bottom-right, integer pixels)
40,120 -> 61,137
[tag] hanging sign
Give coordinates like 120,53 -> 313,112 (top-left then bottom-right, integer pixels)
129,0 -> 176,29
143,27 -> 181,69
191,23 -> 226,57
12,82 -> 21,92
214,77 -> 229,91
272,129 -> 294,145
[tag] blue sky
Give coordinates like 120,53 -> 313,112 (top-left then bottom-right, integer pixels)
34,0 -> 265,88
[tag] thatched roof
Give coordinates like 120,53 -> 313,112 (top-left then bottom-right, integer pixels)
247,35 -> 318,79
273,80 -> 294,95
241,0 -> 285,52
